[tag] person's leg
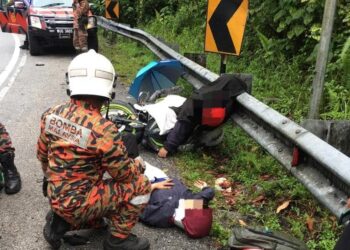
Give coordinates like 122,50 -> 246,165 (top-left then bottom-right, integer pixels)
106,175 -> 151,239
103,175 -> 151,250
78,28 -> 88,52
73,28 -> 81,53
19,33 -> 29,49
48,174 -> 151,249
0,122 -> 21,194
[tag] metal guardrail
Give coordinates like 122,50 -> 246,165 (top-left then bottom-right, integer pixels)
98,16 -> 350,223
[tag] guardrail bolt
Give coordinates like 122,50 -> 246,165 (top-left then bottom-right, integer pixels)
295,129 -> 301,134
282,120 -> 288,125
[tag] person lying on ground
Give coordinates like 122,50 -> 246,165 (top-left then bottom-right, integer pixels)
157,74 -> 248,158
140,163 -> 214,235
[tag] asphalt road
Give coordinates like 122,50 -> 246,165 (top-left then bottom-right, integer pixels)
0,32 -> 214,249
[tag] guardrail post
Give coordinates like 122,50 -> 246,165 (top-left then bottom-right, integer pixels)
301,119 -> 350,157
102,28 -> 108,38
107,31 -> 117,45
232,73 -> 253,94
184,53 -> 207,67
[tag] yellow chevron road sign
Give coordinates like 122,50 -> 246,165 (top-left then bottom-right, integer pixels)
205,0 -> 248,56
105,0 -> 119,19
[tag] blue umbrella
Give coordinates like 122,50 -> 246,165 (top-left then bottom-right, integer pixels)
128,59 -> 184,99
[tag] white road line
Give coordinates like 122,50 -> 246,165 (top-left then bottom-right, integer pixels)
0,33 -> 21,88
0,52 -> 27,102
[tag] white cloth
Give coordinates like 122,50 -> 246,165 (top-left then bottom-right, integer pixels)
144,161 -> 168,183
135,95 -> 186,135
173,199 -> 185,229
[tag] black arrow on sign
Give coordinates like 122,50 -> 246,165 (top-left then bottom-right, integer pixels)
107,0 -> 118,19
208,0 -> 243,53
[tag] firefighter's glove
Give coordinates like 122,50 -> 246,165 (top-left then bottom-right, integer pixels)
42,176 -> 48,197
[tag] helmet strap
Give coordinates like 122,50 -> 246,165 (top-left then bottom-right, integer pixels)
105,100 -> 110,120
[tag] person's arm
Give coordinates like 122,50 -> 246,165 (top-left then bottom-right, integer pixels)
37,113 -> 49,174
151,179 -> 174,191
158,120 -> 194,158
101,127 -> 145,183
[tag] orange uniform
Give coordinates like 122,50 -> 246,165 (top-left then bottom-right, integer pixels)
37,99 -> 151,238
72,0 -> 89,51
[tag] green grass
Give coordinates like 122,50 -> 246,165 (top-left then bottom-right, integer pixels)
98,30 -> 158,86
175,126 -> 342,249
98,24 -> 343,250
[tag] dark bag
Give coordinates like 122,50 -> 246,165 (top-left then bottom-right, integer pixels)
228,227 -> 308,250
78,15 -> 88,29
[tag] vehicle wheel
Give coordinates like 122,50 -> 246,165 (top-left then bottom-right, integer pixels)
101,100 -> 145,143
141,117 -> 167,152
28,32 -> 41,56
88,32 -> 98,52
101,100 -> 137,120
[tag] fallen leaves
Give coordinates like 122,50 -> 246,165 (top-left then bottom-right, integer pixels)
215,177 -> 232,191
238,219 -> 248,227
306,216 -> 314,232
260,174 -> 272,181
252,195 -> 265,205
223,193 -> 237,206
276,200 -> 291,213
214,179 -> 243,207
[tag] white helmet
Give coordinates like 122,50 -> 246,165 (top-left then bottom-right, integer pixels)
66,49 -> 116,100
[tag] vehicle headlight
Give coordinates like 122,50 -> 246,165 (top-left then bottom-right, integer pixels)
30,16 -> 42,29
87,16 -> 96,29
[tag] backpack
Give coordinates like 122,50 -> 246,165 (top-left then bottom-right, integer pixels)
228,227 -> 308,250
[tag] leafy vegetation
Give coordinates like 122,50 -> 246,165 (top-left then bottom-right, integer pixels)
96,0 -> 350,249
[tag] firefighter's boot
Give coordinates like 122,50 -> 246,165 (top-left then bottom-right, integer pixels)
43,211 -> 70,249
103,233 -> 150,250
0,152 -> 21,194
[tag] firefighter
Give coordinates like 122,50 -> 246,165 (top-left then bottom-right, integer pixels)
72,0 -> 89,53
0,122 -> 22,194
37,50 -> 151,250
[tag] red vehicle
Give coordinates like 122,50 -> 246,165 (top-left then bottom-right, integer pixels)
0,0 -> 98,55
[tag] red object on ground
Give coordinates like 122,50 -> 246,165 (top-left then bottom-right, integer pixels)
291,147 -> 300,167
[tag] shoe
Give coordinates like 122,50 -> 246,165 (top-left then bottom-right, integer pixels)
19,43 -> 29,50
74,47 -> 82,54
43,211 -> 70,249
103,233 -> 150,250
0,152 -> 21,194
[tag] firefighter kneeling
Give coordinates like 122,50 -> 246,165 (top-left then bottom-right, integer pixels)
37,50 -> 151,250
